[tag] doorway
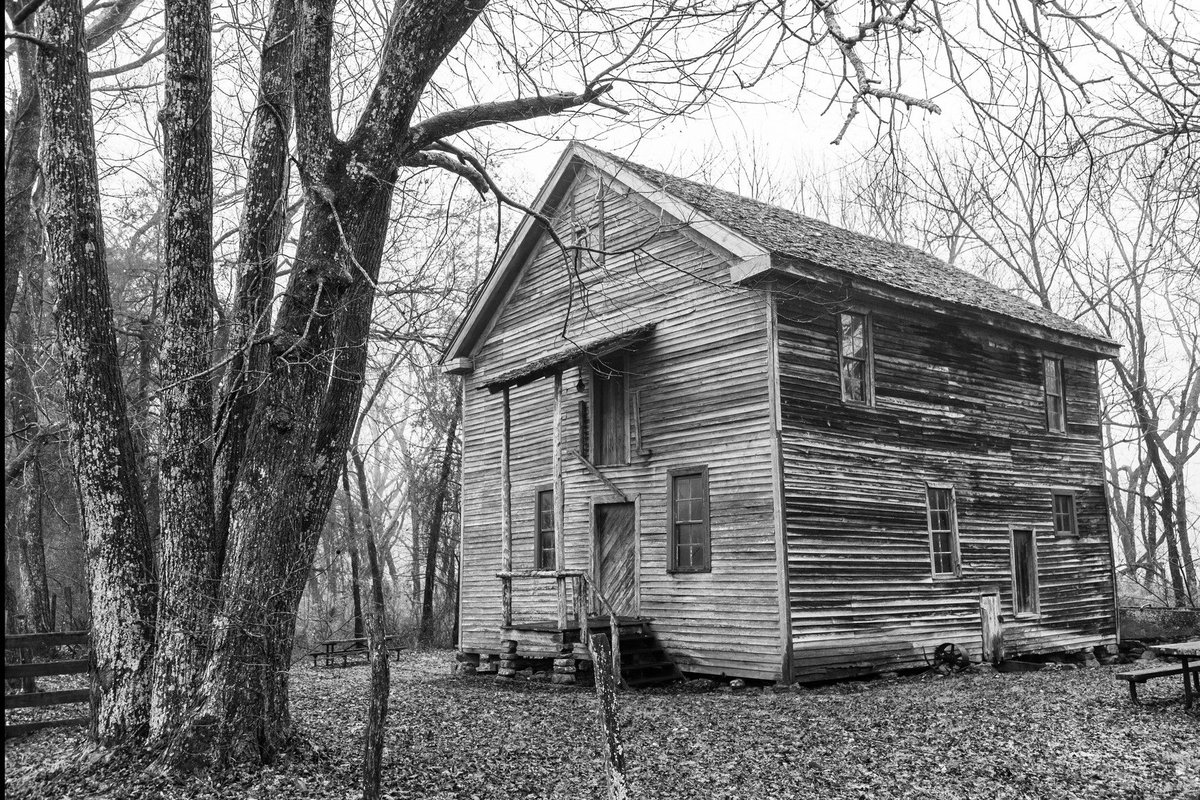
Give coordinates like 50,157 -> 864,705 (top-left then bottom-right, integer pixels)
594,502 -> 636,616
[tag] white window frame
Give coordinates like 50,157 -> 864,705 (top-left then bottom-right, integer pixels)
925,483 -> 962,579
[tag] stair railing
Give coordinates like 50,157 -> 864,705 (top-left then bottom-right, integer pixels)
575,573 -> 624,689
495,568 -> 624,688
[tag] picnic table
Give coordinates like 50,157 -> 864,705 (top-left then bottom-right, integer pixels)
310,636 -> 406,668
1151,640 -> 1200,709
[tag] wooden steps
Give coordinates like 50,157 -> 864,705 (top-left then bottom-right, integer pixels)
615,627 -> 682,688
500,616 -> 681,688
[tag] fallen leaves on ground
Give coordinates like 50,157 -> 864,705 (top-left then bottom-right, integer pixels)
4,651 -> 1197,799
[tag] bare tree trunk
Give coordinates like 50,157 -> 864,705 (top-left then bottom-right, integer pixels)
36,0 -> 157,743
382,535 -> 401,592
1176,472 -> 1197,604
418,396 -> 460,645
212,0 -> 296,560
321,526 -> 340,618
151,0 -> 218,745
342,469 -> 365,642
352,450 -> 389,800
1106,436 -> 1140,577
1130,396 -> 1188,605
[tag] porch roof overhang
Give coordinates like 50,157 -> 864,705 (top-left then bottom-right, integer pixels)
482,323 -> 655,393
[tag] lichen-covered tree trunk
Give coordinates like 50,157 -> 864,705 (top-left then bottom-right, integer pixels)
10,270 -> 52,636
150,0 -> 218,745
170,178 -> 392,765
212,0 -> 296,560
7,26 -> 51,631
3,29 -> 41,335
35,0 -> 156,743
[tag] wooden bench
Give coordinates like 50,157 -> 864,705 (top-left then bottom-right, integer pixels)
1117,663 -> 1200,703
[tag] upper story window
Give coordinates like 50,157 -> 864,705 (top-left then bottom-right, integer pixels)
535,489 -> 555,570
591,355 -> 627,466
1052,491 -> 1078,537
572,224 -> 590,275
838,312 -> 873,404
669,467 -> 710,572
1043,357 -> 1066,432
926,486 -> 961,578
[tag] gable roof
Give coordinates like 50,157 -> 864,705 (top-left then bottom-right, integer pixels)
443,143 -> 1117,368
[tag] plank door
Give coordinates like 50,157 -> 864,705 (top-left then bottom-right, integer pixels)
595,502 -> 636,617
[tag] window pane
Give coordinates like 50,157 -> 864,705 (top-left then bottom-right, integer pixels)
840,313 -> 865,359
842,360 -> 865,401
932,531 -> 951,556
1047,396 -> 1064,431
676,498 -> 692,523
675,522 -> 701,545
1043,358 -> 1061,394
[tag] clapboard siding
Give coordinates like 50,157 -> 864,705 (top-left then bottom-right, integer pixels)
459,167 -> 783,679
777,286 -> 1116,681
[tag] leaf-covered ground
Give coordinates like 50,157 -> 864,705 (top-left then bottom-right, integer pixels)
5,651 -> 1197,799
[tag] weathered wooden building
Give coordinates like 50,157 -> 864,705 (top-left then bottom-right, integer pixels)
442,143 -> 1120,684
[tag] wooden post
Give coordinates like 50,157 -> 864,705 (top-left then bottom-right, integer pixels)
610,616 -> 622,689
501,387 -> 512,628
572,576 -> 582,627
590,633 -> 628,800
553,371 -> 568,630
980,590 -> 1003,664
578,577 -> 591,656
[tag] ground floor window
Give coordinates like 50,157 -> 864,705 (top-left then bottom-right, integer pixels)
535,489 -> 555,569
1011,529 -> 1039,616
1052,491 -> 1077,537
668,467 -> 709,572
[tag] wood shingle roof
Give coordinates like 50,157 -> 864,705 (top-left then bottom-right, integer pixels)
595,147 -> 1114,348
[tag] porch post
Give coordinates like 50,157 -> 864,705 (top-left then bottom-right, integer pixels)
553,370 -> 568,629
501,386 -> 512,628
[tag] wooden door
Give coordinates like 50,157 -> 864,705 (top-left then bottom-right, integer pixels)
595,503 -> 636,616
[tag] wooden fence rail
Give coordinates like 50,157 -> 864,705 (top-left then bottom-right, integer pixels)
4,630 -> 91,739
